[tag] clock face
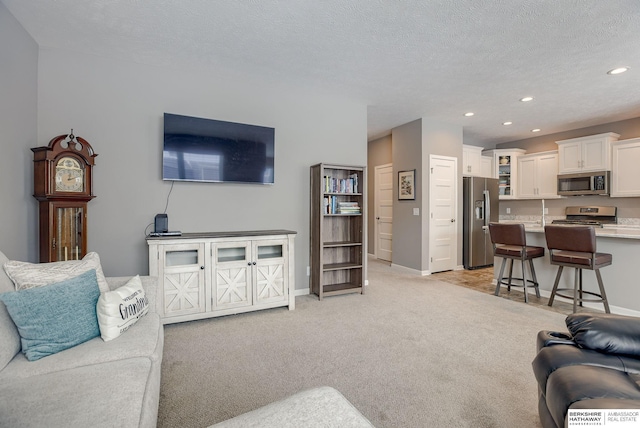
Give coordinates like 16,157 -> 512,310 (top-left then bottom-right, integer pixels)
55,157 -> 84,192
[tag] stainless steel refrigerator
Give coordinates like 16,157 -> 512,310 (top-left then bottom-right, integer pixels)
463,176 -> 499,269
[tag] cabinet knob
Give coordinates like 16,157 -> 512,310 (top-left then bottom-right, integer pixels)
247,262 -> 252,266
252,262 -> 257,265
200,266 -> 205,270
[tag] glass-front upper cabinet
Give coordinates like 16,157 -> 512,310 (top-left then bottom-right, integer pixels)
482,149 -> 526,199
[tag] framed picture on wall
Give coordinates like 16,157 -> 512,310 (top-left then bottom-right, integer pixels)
398,169 -> 416,200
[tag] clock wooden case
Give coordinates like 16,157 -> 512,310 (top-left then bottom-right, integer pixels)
32,132 -> 97,263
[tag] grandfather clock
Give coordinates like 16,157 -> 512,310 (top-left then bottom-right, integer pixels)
32,131 -> 97,262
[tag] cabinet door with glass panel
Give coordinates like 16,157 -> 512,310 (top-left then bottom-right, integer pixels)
483,149 -> 526,199
158,243 -> 207,318
44,201 -> 87,262
212,241 -> 253,311
253,239 -> 288,306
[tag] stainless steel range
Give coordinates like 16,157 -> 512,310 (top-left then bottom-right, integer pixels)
551,206 -> 617,228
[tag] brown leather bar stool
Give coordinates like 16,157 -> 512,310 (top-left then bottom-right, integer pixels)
488,223 -> 545,303
544,225 -> 611,313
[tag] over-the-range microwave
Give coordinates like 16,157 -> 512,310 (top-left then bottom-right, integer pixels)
557,171 -> 609,196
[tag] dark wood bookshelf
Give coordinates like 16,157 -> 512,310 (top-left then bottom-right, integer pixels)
310,163 -> 366,300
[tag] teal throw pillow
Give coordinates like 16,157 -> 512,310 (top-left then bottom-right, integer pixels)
0,269 -> 101,361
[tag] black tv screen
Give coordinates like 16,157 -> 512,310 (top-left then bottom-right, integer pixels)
163,113 -> 275,184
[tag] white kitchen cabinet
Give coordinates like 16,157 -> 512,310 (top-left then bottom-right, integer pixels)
481,156 -> 493,178
482,149 -> 526,199
517,151 -> 561,199
462,145 -> 484,176
556,132 -> 619,174
611,137 -> 640,197
148,230 -> 296,324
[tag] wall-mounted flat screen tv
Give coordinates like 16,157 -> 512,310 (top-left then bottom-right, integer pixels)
163,113 -> 275,184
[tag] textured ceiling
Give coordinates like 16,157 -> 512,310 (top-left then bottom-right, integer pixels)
3,0 -> 640,145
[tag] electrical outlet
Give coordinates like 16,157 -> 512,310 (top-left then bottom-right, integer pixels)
544,208 -> 549,214
306,266 -> 310,276
413,208 -> 419,216
506,207 -> 511,214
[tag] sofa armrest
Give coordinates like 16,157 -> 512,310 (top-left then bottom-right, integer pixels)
106,276 -> 161,314
536,330 -> 575,352
566,313 -> 640,357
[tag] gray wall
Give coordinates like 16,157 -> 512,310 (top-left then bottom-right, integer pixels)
366,134 -> 392,254
374,118 -> 464,272
6,35 -> 367,292
391,119 -> 423,271
420,118 -> 463,269
0,3 -> 38,261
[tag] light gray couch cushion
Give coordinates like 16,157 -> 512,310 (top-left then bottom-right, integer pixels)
0,357 -> 156,428
209,386 -> 375,428
0,311 -> 163,380
3,252 -> 110,293
0,250 -> 20,371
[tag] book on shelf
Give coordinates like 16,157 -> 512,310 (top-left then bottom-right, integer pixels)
323,173 -> 359,194
337,201 -> 361,214
324,197 -> 361,214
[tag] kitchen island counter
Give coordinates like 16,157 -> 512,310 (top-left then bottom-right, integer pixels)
493,222 -> 640,314
519,224 -> 640,240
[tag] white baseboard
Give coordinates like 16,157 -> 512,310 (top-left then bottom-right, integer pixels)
390,263 -> 430,276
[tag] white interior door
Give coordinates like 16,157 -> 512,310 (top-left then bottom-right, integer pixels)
429,155 -> 457,273
375,164 -> 393,261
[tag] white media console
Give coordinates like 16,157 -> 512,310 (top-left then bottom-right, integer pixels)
147,230 -> 296,324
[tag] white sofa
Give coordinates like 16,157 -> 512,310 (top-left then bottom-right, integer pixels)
0,250 -> 163,428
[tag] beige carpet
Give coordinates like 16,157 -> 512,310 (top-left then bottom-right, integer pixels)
157,259 -> 567,428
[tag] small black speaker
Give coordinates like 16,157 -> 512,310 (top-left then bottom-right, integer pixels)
154,214 -> 168,233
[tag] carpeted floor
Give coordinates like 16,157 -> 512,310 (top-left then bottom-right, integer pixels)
157,259 -> 568,428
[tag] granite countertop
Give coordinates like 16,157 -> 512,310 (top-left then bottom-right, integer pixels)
499,220 -> 640,240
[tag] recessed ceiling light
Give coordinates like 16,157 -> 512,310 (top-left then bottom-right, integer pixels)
531,128 -> 541,133
502,121 -> 513,126
464,112 -> 474,117
607,67 -> 630,75
520,96 -> 534,102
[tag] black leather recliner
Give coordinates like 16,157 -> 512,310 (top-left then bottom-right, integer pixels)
532,313 -> 640,428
